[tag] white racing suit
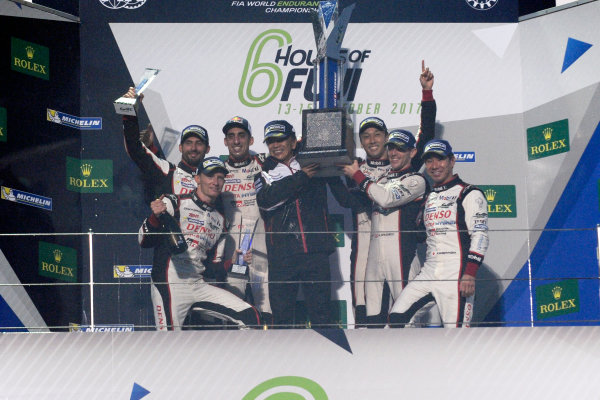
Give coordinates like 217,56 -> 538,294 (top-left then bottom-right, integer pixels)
139,192 -> 260,330
347,159 -> 390,326
351,167 -> 427,327
221,155 -> 271,317
389,175 -> 489,328
347,91 -> 437,327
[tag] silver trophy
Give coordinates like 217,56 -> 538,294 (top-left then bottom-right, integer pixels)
298,108 -> 355,176
297,1 -> 355,177
226,218 -> 258,298
114,68 -> 160,115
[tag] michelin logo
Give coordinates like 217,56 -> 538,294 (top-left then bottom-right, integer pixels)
1,186 -> 52,210
70,323 -> 134,332
114,265 -> 152,278
454,152 -> 476,162
47,108 -> 102,130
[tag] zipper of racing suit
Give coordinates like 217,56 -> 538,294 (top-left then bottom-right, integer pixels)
284,161 -> 308,253
397,209 -> 405,288
295,199 -> 308,252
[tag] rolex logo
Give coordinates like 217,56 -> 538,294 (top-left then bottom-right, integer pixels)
25,45 -> 35,59
552,286 -> 562,300
484,189 -> 496,202
53,249 -> 63,263
528,120 -> 569,161
80,163 -> 93,177
67,157 -> 113,193
537,280 -> 579,318
39,242 -> 77,283
11,39 -> 49,81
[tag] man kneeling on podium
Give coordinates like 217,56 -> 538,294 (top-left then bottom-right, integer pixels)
139,157 -> 261,330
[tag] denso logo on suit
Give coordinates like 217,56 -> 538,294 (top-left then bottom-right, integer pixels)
224,182 -> 255,192
425,210 -> 452,221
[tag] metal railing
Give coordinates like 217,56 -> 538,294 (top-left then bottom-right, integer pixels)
1,225 -> 599,332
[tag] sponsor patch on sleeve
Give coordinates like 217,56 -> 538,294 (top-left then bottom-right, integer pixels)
254,176 -> 264,192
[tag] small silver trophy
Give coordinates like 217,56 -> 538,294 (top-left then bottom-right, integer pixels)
226,218 -> 258,298
114,68 -> 160,116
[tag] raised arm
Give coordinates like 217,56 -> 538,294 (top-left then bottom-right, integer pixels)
120,87 -> 174,182
138,195 -> 176,248
413,60 -> 437,171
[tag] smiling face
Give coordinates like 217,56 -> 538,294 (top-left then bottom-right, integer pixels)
266,136 -> 296,164
224,127 -> 253,161
387,144 -> 416,171
425,154 -> 456,185
359,127 -> 387,160
179,136 -> 209,167
194,171 -> 225,203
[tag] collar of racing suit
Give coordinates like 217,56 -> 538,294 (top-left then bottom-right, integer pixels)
178,160 -> 199,176
432,174 -> 462,192
387,165 -> 414,179
190,191 -> 215,211
365,158 -> 390,168
226,156 -> 253,168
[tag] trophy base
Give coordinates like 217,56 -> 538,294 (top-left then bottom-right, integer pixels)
296,150 -> 352,177
227,265 -> 249,299
114,97 -> 139,116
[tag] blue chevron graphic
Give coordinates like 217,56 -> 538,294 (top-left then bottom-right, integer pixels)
562,37 -> 593,73
314,328 -> 352,354
0,294 -> 26,333
486,119 -> 600,326
130,383 -> 150,400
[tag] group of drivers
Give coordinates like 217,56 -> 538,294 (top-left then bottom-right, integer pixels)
120,61 -> 489,330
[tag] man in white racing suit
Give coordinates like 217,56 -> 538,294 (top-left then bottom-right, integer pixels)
345,62 -> 436,327
341,129 -> 428,327
389,139 -> 489,328
220,116 -> 272,323
347,116 -> 391,327
139,157 -> 260,330
120,87 -> 209,200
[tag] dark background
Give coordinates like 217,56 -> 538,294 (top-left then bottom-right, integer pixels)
0,16 -> 82,330
33,0 -> 557,19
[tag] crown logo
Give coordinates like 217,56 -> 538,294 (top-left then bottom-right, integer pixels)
53,249 -> 63,263
552,286 -> 562,300
543,127 -> 552,141
484,189 -> 496,202
80,163 -> 93,177
25,46 -> 35,59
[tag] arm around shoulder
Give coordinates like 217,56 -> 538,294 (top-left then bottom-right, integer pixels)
367,173 -> 427,208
